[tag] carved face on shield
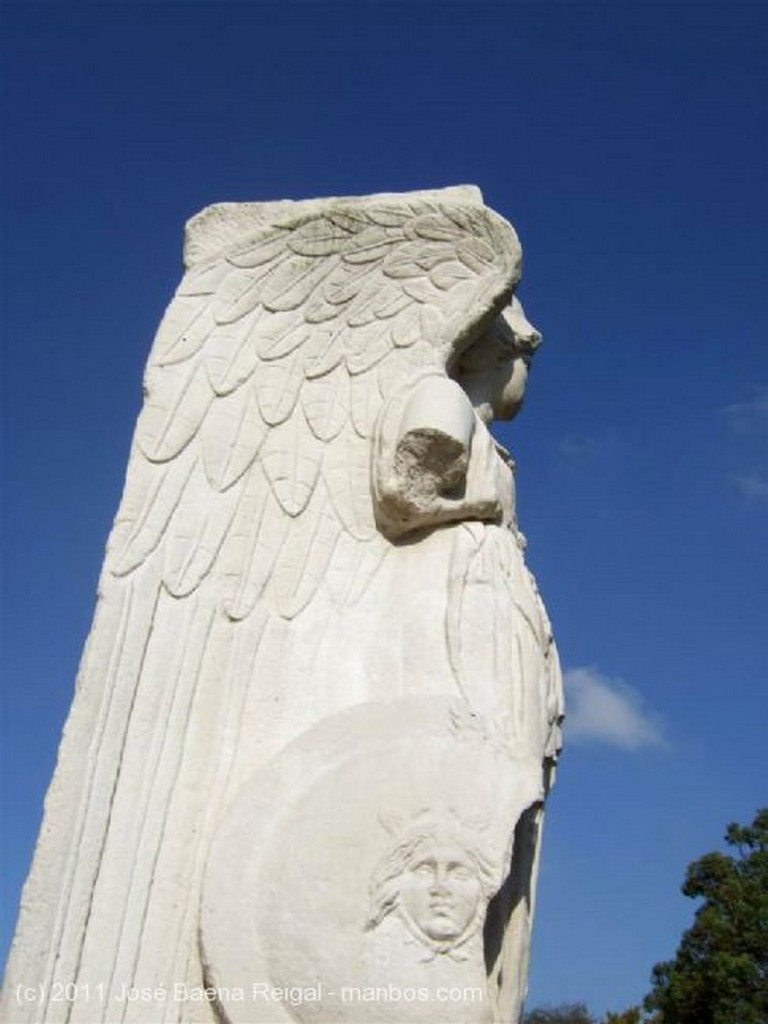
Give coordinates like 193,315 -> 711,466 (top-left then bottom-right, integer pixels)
398,839 -> 484,943
366,815 -> 499,954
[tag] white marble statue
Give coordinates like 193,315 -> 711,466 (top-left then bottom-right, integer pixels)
2,186 -> 563,1024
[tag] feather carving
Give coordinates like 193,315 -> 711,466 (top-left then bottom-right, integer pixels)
153,299 -> 216,367
110,195 -> 520,628
200,384 -> 265,491
205,314 -> 263,395
137,363 -> 213,463
302,365 -> 349,442
274,484 -> 342,618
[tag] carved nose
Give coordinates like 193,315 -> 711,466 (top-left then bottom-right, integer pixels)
517,325 -> 542,352
431,867 -> 450,892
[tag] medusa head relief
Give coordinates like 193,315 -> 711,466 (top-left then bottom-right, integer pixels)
365,809 -> 500,958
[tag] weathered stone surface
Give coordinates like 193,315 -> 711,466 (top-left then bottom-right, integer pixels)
2,187 -> 562,1024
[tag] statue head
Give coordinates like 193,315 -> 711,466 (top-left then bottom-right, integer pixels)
366,810 -> 498,954
454,297 -> 542,423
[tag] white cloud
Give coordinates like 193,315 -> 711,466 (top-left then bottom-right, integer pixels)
722,385 -> 768,431
564,666 -> 665,750
731,471 -> 768,500
722,388 -> 768,501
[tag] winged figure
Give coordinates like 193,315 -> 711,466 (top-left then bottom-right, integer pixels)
111,189 -> 519,610
4,188 -> 562,1023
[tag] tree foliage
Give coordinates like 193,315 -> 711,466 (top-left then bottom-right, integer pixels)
523,1005 -> 641,1024
523,1005 -> 595,1024
604,1011 -> 642,1024
644,808 -> 768,1024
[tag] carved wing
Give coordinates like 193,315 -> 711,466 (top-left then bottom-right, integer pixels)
11,197 -> 528,1008
107,198 -> 521,621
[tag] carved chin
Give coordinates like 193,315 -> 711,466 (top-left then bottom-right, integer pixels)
398,905 -> 484,954
422,913 -> 464,942
495,388 -> 526,420
493,362 -> 528,420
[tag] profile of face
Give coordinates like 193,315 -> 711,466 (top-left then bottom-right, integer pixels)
399,840 -> 483,944
455,296 -> 542,422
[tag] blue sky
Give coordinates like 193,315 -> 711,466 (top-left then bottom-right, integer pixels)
1,2 -> 766,1017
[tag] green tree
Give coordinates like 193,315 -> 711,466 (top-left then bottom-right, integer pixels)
523,1002 -> 642,1023
604,1010 -> 642,1024
523,1005 -> 594,1024
644,808 -> 768,1024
